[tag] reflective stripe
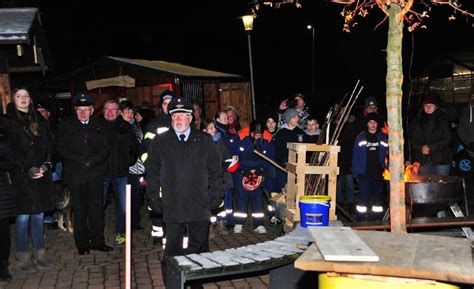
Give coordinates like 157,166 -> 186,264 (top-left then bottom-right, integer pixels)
157,127 -> 169,134
141,152 -> 148,162
380,141 -> 388,147
358,141 -> 367,147
210,216 -> 217,223
372,205 -> 384,213
267,205 -> 275,212
182,236 -> 188,249
144,132 -> 156,140
239,147 -> 244,151
233,212 -> 247,218
217,211 -> 227,217
252,212 -> 265,218
356,205 -> 367,213
225,209 -> 233,214
151,231 -> 164,237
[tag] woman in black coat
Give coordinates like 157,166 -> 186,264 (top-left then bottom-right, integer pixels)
0,117 -> 16,280
5,88 -> 56,273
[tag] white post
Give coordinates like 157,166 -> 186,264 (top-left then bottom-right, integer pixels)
125,184 -> 131,289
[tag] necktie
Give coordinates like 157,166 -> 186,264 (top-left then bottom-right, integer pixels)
179,134 -> 186,142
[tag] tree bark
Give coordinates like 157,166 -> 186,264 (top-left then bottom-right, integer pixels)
386,4 -> 407,234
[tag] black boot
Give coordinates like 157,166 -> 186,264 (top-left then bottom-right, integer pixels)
0,259 -> 12,281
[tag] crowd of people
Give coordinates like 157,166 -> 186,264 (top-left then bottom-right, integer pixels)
0,86 -> 471,286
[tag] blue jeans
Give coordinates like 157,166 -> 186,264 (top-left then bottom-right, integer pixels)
103,176 -> 127,234
16,213 -> 44,252
336,174 -> 355,205
419,164 -> 451,176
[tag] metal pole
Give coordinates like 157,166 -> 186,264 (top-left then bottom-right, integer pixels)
247,31 -> 256,120
311,27 -> 315,99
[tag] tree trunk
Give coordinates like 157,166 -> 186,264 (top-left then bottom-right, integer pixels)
386,5 -> 407,234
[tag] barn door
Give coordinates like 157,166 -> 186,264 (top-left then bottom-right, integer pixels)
203,83 -> 219,121
219,82 -> 251,126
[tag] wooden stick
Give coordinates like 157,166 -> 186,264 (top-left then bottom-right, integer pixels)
253,150 -> 287,173
125,184 -> 131,289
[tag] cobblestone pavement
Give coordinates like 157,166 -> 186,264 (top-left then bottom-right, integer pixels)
0,203 -> 278,289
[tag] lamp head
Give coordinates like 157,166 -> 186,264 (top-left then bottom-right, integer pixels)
241,14 -> 255,31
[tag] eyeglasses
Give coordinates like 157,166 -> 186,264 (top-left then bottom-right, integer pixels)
76,108 -> 92,113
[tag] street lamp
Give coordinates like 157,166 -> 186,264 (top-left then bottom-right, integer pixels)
241,14 -> 257,120
307,24 -> 315,99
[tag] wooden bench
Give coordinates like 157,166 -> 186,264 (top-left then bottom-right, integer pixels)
164,227 -> 314,289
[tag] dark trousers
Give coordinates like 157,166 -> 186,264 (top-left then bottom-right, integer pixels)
0,218 -> 10,261
357,176 -> 383,207
162,220 -> 209,288
70,180 -> 105,248
128,174 -> 141,229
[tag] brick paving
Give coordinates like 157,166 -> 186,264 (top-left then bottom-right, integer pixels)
0,203 -> 278,289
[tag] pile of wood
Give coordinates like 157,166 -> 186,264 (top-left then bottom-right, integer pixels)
305,81 -> 364,195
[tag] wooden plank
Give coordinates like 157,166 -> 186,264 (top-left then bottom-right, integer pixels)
309,227 -> 379,262
295,230 -> 474,284
348,216 -> 474,230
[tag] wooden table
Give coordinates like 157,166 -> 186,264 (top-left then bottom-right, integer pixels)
294,230 -> 474,284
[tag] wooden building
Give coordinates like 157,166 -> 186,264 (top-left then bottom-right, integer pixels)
50,56 -> 253,125
0,7 -> 53,113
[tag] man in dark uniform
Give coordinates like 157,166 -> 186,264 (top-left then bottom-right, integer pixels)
146,96 -> 223,288
56,94 -> 113,255
140,90 -> 174,246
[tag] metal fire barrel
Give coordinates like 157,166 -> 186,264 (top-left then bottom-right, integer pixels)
405,175 -> 463,218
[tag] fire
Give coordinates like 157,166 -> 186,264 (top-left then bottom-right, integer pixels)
383,162 -> 422,182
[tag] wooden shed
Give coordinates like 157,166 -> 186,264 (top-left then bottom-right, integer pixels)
50,56 -> 253,125
0,7 -> 53,113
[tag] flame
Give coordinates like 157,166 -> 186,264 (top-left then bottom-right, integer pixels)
383,162 -> 422,182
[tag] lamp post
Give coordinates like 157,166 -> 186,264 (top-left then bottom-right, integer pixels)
307,24 -> 315,99
241,14 -> 257,120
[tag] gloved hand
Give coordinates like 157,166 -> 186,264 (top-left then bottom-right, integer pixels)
27,167 -> 40,178
147,198 -> 162,215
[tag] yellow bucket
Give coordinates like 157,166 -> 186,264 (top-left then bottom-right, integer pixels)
319,273 -> 459,289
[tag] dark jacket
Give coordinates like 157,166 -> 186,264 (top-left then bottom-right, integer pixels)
56,116 -> 110,183
5,105 -> 55,214
101,116 -> 139,178
146,128 -> 224,223
140,114 -> 171,162
272,125 -> 308,166
213,133 -> 234,191
409,110 -> 453,165
352,130 -> 389,177
0,118 -> 16,219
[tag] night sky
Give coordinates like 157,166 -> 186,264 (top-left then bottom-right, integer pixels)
36,0 -> 474,117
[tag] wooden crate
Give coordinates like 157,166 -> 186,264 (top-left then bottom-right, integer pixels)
284,143 -> 340,231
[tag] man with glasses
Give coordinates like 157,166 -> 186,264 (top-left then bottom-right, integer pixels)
57,94 -> 112,255
146,97 -> 223,288
100,99 -> 139,245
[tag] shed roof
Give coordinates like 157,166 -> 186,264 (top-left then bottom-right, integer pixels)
108,56 -> 242,78
0,8 -> 38,44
